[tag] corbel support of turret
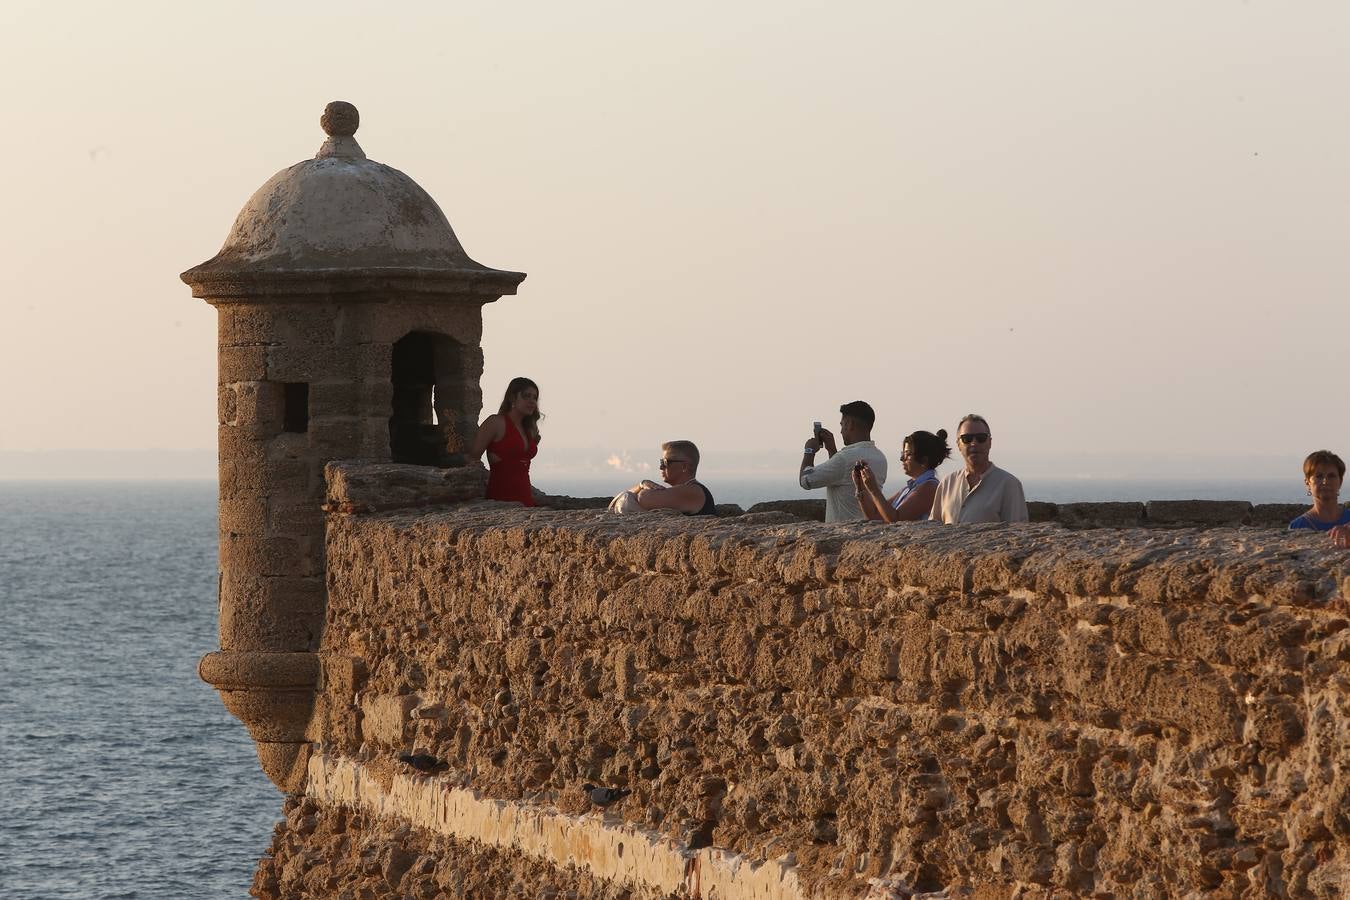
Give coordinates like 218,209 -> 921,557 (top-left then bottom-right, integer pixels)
199,650 -> 319,791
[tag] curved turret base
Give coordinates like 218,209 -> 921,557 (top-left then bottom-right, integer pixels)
200,650 -> 320,791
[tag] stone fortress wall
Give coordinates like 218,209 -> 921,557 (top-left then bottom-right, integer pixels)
180,103 -> 1348,899
249,461 -> 1349,898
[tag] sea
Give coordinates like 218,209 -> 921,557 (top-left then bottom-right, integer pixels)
0,482 -> 277,899
0,476 -> 1308,898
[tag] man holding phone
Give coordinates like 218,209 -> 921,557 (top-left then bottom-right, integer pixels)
800,400 -> 888,522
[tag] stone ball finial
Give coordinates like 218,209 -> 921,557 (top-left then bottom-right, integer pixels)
320,101 -> 359,137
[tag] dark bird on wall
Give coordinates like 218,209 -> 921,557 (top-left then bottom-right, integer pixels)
399,753 -> 448,774
583,784 -> 631,807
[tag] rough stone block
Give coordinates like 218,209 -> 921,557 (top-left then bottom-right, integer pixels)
540,494 -> 611,510
219,458 -> 311,498
861,634 -> 900,680
745,499 -> 826,521
1247,695 -> 1304,749
1057,502 -> 1145,529
218,305 -> 276,347
310,417 -> 363,455
219,344 -> 269,381
358,380 -> 395,416
266,497 -> 326,536
1027,501 -> 1057,523
1249,503 -> 1307,529
310,380 -> 360,418
233,381 -> 285,429
218,385 -> 238,425
1145,500 -> 1252,527
267,343 -> 351,382
359,417 -> 392,458
320,653 -> 368,696
221,532 -> 304,576
219,691 -> 315,745
324,460 -> 487,510
270,305 -> 341,347
351,301 -> 483,345
360,693 -> 417,747
353,343 -> 392,375
221,304 -> 340,348
219,574 -> 324,652
265,433 -> 311,463
217,426 -> 268,463
298,536 -> 325,577
220,496 -> 269,530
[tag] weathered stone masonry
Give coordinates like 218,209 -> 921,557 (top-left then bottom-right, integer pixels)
183,103 -> 1349,899
253,477 -> 1349,898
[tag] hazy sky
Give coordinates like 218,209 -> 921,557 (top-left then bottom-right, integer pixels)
2,1 -> 1346,480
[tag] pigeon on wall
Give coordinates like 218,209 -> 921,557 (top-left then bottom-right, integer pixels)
399,753 -> 449,774
583,784 -> 631,807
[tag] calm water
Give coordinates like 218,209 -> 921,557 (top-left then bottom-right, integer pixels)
0,476 -> 1307,898
0,482 -> 278,899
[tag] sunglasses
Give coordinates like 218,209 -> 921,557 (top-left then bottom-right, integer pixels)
958,433 -> 990,446
658,459 -> 689,470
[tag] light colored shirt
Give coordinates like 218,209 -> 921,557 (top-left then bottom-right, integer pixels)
930,464 -> 1029,525
800,440 -> 887,522
891,468 -> 940,511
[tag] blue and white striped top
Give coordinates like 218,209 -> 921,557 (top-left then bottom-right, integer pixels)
891,468 -> 939,510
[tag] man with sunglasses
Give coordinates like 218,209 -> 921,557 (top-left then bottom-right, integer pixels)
628,440 -> 717,515
930,414 -> 1028,525
800,400 -> 888,522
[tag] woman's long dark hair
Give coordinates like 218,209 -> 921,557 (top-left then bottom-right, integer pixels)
498,377 -> 543,443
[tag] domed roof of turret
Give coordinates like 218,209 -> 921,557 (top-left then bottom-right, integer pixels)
182,102 -> 525,297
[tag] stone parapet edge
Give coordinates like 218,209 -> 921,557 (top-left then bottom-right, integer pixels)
305,751 -> 828,899
321,461 -> 1331,528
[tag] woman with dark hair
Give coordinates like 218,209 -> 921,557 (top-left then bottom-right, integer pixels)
852,429 -> 951,523
470,377 -> 542,505
1290,450 -> 1350,532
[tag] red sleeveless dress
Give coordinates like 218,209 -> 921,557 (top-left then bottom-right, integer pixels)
486,420 -> 538,506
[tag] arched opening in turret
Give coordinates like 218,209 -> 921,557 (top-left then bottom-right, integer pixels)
390,331 -> 465,466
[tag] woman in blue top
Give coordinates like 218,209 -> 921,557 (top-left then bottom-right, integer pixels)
1289,450 -> 1350,532
853,429 -> 951,523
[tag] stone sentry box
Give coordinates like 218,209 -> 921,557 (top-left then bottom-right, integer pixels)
182,101 -> 524,790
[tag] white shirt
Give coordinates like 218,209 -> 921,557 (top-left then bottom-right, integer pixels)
800,440 -> 888,522
929,464 -> 1028,525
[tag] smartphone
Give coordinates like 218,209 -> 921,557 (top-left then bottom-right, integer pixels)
813,421 -> 823,440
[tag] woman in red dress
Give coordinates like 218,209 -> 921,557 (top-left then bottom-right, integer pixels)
470,377 -> 542,505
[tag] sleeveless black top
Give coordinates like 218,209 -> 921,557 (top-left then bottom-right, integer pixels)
687,481 -> 717,517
